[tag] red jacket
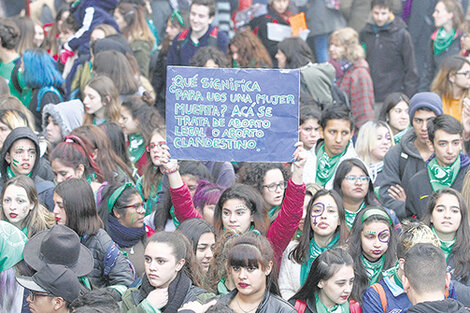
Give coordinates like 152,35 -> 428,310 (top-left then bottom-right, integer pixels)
170,179 -> 306,265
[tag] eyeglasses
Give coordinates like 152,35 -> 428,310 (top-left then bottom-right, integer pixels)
29,290 -> 53,301
455,71 -> 470,78
145,141 -> 166,152
262,181 -> 287,192
344,175 -> 370,183
123,202 -> 145,211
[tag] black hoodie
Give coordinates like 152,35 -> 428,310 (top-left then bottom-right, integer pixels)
408,299 -> 469,313
0,127 -> 55,211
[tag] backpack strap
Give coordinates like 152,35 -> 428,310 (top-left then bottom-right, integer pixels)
294,299 -> 307,313
37,86 -> 63,112
349,299 -> 363,313
11,58 -> 23,95
371,283 -> 387,313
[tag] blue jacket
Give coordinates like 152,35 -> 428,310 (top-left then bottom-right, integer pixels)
362,273 -> 458,313
166,25 -> 229,66
65,0 -> 119,53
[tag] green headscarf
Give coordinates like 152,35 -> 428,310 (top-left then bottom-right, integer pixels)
315,292 -> 350,313
362,255 -> 385,286
434,27 -> 456,56
427,155 -> 460,192
300,233 -> 339,285
315,143 -> 348,186
128,133 -> 145,164
432,226 -> 455,260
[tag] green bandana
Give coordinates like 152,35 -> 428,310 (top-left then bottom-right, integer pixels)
128,133 -> 145,164
0,221 -> 27,271
427,155 -> 460,192
434,27 -> 456,56
362,255 -> 385,286
217,277 -> 230,295
345,202 -> 366,229
300,233 -> 339,285
315,143 -> 348,186
21,226 -> 29,237
170,205 -> 180,228
315,293 -> 350,313
393,126 -> 410,144
7,166 -> 31,178
86,172 -> 97,184
269,205 -> 280,223
432,226 -> 455,260
383,261 -> 403,289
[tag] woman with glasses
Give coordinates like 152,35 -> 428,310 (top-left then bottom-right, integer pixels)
278,189 -> 349,299
239,163 -> 290,223
431,55 -> 470,121
98,182 -> 154,277
377,92 -> 410,144
159,143 -> 307,265
119,96 -> 164,176
333,158 -> 400,229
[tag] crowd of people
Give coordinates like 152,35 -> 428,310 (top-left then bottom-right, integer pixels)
0,0 -> 470,312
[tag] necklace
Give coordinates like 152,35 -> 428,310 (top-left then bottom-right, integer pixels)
236,297 -> 259,313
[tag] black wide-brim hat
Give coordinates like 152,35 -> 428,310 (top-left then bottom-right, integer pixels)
23,225 -> 93,277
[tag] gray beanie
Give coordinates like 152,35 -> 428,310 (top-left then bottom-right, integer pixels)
408,92 -> 443,120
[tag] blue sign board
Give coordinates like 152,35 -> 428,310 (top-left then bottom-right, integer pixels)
166,66 -> 299,162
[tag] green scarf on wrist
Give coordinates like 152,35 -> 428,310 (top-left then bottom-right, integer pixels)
427,155 -> 460,192
434,27 -> 456,56
128,133 -> 145,164
300,233 -> 339,285
315,292 -> 350,313
315,143 -> 348,186
432,226 -> 455,260
362,255 -> 385,286
345,202 -> 366,229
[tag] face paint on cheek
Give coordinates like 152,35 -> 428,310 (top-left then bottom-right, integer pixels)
65,175 -> 73,180
378,229 -> 390,244
12,158 -> 19,167
311,203 -> 325,226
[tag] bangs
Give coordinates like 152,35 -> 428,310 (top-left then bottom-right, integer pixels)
228,243 -> 262,269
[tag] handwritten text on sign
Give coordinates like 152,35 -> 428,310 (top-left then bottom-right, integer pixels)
166,66 -> 299,162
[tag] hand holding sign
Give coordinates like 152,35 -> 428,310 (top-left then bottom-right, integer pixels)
292,142 -> 307,185
166,67 -> 300,162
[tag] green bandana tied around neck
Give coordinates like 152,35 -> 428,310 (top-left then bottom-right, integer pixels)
315,143 -> 348,186
217,277 -> 229,295
362,255 -> 385,286
345,202 -> 366,229
315,293 -> 350,313
300,233 -> 340,285
434,27 -> 456,56
383,261 -> 403,289
7,166 -> 31,178
393,127 -> 409,144
427,156 -> 460,192
432,226 -> 455,260
128,133 -> 145,164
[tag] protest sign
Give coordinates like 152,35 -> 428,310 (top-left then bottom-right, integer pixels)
166,66 -> 299,162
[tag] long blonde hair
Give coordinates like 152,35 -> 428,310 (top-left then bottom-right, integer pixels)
330,27 -> 365,63
355,120 -> 394,166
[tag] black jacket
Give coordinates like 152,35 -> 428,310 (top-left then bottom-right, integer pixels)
0,127 -> 54,210
217,290 -> 296,313
360,17 -> 419,102
407,299 -> 469,313
379,128 -> 426,219
406,154 -> 470,219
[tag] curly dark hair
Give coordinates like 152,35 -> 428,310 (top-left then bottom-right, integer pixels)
0,18 -> 19,49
